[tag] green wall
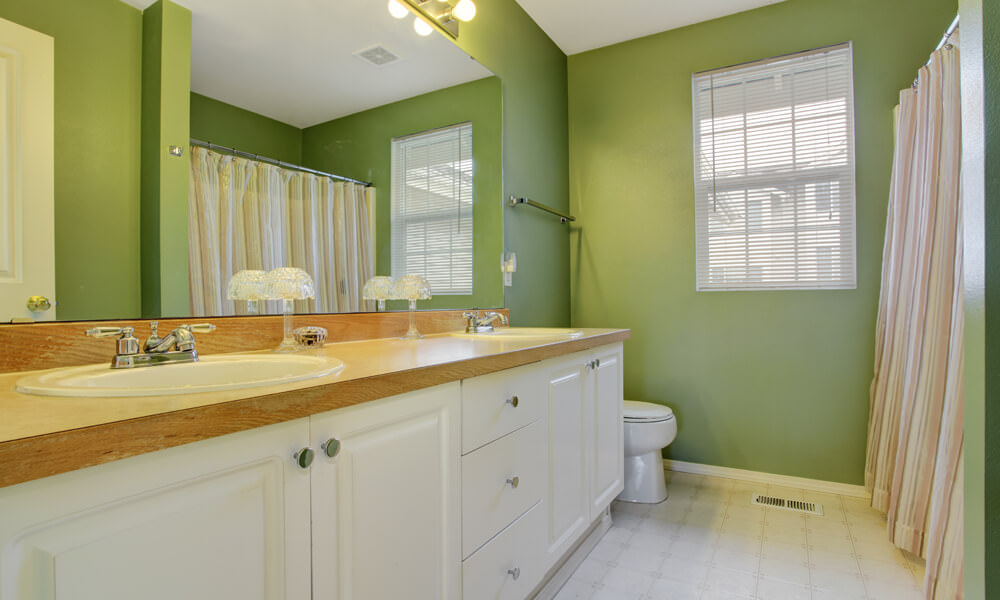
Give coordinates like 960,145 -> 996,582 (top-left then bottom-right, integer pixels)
139,0 -> 190,318
567,0 -> 955,484
190,92 -> 303,165
454,0 -> 570,326
0,0 -> 142,320
302,77 -> 503,310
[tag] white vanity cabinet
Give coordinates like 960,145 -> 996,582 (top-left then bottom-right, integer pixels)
0,340 -> 624,600
309,382 -> 462,600
542,343 -> 624,570
0,418 -> 314,600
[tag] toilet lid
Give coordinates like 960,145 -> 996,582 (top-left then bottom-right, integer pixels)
623,400 -> 674,422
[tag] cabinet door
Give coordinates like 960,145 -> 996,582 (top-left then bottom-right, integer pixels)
0,419 -> 313,600
542,358 -> 589,568
588,345 -> 624,517
310,382 -> 461,600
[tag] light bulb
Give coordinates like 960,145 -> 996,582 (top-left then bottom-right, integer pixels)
453,0 -> 476,21
413,16 -> 433,36
387,0 -> 409,19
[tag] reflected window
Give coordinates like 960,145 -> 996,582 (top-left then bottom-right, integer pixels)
391,123 -> 473,295
692,43 -> 857,291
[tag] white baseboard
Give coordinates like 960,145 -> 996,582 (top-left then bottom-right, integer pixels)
663,459 -> 870,499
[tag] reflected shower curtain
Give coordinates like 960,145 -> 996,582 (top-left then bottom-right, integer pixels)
865,46 -> 962,600
188,146 -> 376,316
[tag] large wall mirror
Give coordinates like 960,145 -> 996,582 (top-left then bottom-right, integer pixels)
0,0 -> 503,322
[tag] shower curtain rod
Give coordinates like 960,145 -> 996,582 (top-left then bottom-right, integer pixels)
913,15 -> 959,88
934,14 -> 960,52
189,138 -> 372,187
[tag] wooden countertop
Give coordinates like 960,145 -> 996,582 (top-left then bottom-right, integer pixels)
0,328 -> 629,488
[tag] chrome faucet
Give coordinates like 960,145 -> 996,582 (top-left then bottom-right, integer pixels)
462,310 -> 509,333
86,321 -> 216,369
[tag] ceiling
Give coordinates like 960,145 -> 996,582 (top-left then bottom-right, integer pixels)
514,0 -> 788,55
120,0 -> 492,128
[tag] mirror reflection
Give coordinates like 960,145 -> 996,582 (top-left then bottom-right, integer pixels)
0,0 -> 502,322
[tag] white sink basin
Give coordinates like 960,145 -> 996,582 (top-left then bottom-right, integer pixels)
449,327 -> 584,341
16,352 -> 345,397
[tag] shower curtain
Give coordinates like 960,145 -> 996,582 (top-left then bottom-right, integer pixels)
865,45 -> 962,600
188,146 -> 376,316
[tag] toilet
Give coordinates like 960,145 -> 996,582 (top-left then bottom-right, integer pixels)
618,400 -> 677,503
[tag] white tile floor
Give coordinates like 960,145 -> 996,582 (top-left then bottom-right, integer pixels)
555,471 -> 926,600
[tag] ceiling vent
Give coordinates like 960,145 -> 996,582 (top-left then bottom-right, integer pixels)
751,494 -> 824,516
354,45 -> 401,67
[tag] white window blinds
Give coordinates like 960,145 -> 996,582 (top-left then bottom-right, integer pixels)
692,43 -> 857,291
391,122 -> 473,295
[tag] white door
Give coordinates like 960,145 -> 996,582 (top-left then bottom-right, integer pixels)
588,345 -> 624,517
310,383 -> 462,600
0,17 -> 55,321
542,357 -> 589,568
0,419 -> 313,600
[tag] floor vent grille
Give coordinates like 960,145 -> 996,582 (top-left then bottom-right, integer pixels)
751,494 -> 823,515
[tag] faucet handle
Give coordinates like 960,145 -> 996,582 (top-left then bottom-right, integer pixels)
84,326 -> 138,355
85,326 -> 128,338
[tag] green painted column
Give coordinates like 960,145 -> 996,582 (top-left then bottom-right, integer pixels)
140,0 -> 191,318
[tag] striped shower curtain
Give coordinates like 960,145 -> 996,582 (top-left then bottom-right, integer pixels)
188,146 -> 376,317
865,45 -> 962,600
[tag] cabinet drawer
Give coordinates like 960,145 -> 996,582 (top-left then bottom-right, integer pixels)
462,502 -> 546,600
462,363 -> 545,453
462,421 -> 545,557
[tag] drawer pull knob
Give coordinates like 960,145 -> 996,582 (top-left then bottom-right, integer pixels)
506,395 -> 519,408
507,567 -> 520,580
322,438 -> 341,458
294,447 -> 315,469
506,476 -> 520,489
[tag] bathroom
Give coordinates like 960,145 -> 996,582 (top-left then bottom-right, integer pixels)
0,0 -> 992,598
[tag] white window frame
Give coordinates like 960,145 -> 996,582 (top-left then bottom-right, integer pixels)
691,43 -> 857,291
390,122 -> 473,295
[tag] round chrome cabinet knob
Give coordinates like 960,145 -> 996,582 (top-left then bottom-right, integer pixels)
322,438 -> 341,458
507,567 -> 520,580
294,447 -> 315,469
506,395 -> 519,408
506,476 -> 519,489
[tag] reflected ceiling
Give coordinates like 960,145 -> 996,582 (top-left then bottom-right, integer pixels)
119,0 -> 492,127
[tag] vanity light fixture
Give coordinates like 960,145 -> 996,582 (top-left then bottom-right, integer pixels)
413,17 -> 434,36
392,275 -> 432,339
263,267 -> 315,352
387,0 -> 409,19
389,0 -> 476,39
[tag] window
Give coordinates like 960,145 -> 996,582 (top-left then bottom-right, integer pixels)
391,123 -> 473,295
692,43 -> 857,291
